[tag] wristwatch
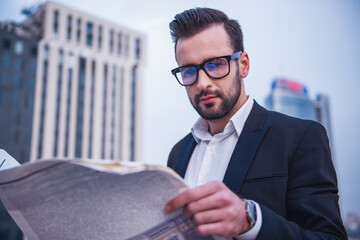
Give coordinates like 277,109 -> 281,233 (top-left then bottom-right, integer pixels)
244,199 -> 257,229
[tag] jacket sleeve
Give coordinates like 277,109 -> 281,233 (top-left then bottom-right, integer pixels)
257,122 -> 347,240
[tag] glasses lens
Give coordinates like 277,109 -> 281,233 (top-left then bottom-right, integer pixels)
204,58 -> 229,78
178,66 -> 197,85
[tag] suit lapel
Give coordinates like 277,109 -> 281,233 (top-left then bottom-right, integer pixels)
173,134 -> 196,178
223,101 -> 269,194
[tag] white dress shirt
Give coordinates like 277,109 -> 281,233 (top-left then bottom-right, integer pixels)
184,97 -> 262,240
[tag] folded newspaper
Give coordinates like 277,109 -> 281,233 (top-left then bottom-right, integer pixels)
0,149 -> 216,240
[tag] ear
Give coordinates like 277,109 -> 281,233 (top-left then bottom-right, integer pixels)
239,52 -> 250,78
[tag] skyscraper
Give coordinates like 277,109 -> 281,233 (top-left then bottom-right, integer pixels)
1,1 -> 146,163
265,78 -> 333,143
0,26 -> 38,165
315,94 -> 333,142
0,21 -> 39,240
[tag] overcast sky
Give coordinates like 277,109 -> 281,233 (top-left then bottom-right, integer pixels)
1,0 -> 359,217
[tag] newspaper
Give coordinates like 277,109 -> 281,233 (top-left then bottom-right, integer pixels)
0,149 -> 216,240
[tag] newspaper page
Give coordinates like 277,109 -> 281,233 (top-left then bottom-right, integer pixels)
128,212 -> 215,240
0,151 -> 217,240
0,149 -> 21,171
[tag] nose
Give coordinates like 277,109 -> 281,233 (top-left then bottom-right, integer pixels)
196,69 -> 212,90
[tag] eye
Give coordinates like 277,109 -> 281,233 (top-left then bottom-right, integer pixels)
205,58 -> 227,72
206,63 -> 218,71
181,67 -> 196,77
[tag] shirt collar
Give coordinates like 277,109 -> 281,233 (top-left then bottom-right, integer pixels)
191,96 -> 254,143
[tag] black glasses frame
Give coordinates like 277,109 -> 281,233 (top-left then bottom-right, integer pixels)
171,51 -> 242,86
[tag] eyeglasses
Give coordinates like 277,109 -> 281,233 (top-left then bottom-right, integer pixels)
171,51 -> 242,86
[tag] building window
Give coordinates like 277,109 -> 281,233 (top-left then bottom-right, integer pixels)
65,64 -> 73,156
14,40 -> 24,55
2,39 -> 10,49
86,22 -> 93,46
14,130 -> 20,144
117,33 -> 122,55
13,58 -> 22,71
29,77 -> 35,91
38,45 -> 49,159
11,92 -> 18,106
16,111 -> 21,125
1,52 -> 10,68
125,35 -> 129,57
30,57 -> 36,75
67,15 -> 72,40
58,49 -> 63,65
43,46 -> 49,61
53,10 -> 59,36
98,26 -> 102,49
102,64 -> 108,158
76,18 -> 81,43
24,95 -> 29,108
130,66 -> 137,161
31,46 -> 37,56
1,71 -> 7,86
13,75 -> 20,88
135,38 -> 141,60
110,65 -> 116,159
109,30 -> 114,53
75,57 -> 86,157
10,111 -> 17,123
54,50 -> 63,156
88,61 -> 96,158
118,67 -> 124,160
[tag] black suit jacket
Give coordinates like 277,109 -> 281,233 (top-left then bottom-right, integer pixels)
167,101 -> 347,240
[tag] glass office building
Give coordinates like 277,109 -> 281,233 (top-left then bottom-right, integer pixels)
0,28 -> 38,164
0,26 -> 37,240
265,78 -> 333,142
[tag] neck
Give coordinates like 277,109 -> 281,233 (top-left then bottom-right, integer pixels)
207,94 -> 248,136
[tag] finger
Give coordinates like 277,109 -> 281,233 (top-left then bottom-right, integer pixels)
165,182 -> 221,214
193,201 -> 249,237
184,186 -> 234,218
195,221 -> 242,238
191,208 -> 227,226
190,198 -> 246,226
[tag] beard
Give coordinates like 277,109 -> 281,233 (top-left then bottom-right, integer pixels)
190,67 -> 241,120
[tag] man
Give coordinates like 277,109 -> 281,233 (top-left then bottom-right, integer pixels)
164,7 -> 347,240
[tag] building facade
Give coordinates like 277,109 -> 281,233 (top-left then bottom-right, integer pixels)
19,1 -> 146,162
0,27 -> 38,240
265,78 -> 333,143
0,28 -> 38,165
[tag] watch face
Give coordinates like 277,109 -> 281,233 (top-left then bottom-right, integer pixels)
245,200 -> 257,226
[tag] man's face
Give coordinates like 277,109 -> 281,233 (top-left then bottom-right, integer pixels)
176,24 -> 242,120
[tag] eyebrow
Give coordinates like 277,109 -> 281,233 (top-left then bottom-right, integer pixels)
179,53 -> 232,67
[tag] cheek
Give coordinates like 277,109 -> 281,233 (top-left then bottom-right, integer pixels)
185,87 -> 198,106
185,87 -> 195,99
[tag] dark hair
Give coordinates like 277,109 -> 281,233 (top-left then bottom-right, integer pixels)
169,7 -> 244,53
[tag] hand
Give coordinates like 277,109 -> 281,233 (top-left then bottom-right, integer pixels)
164,181 -> 250,238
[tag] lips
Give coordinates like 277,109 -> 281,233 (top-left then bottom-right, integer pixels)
199,95 -> 218,104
